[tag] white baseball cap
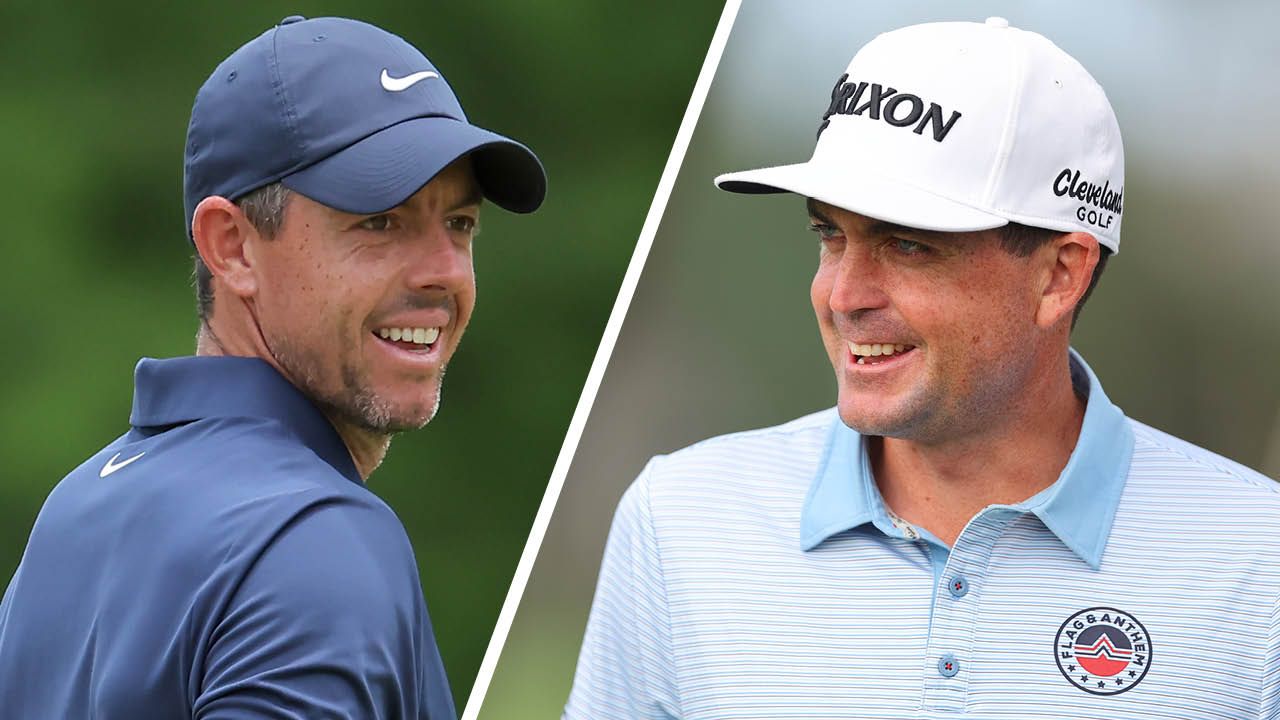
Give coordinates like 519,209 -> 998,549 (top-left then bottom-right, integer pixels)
716,17 -> 1125,253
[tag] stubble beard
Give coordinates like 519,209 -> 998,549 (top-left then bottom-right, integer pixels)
839,352 -> 1031,445
839,377 -> 941,441
267,332 -> 443,436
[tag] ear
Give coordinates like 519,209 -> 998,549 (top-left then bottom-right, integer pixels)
1033,231 -> 1099,328
191,196 -> 260,300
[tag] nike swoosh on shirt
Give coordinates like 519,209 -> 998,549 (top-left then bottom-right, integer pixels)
100,451 -> 145,478
380,69 -> 439,92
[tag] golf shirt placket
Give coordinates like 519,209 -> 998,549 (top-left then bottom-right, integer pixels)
800,351 -> 1133,714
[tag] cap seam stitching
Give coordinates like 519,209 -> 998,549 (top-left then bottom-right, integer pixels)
268,26 -> 305,164
981,28 -> 1025,205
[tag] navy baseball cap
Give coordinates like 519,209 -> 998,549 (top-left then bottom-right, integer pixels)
183,15 -> 546,239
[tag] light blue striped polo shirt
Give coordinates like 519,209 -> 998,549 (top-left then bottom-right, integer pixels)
566,352 -> 1280,719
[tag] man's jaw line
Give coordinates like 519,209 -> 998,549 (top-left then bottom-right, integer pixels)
865,345 -> 1086,491
202,297 -> 439,482
312,366 -> 446,482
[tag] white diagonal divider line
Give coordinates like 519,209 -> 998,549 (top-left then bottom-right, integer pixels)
460,1 -> 745,716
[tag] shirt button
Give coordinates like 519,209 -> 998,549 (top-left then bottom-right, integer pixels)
938,653 -> 961,678
948,574 -> 969,598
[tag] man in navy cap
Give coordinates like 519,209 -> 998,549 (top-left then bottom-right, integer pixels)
0,16 -> 544,719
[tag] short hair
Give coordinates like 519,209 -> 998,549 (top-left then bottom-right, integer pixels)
192,183 -> 293,323
996,222 -> 1111,328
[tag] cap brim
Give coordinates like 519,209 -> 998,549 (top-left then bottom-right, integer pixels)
715,161 -> 1008,233
282,116 -> 546,214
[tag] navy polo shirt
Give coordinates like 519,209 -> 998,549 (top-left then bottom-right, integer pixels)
0,356 -> 456,719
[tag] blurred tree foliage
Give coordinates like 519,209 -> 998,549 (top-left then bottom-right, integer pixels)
0,0 -> 723,710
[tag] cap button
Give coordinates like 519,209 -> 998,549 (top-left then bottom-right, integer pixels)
985,16 -> 1010,28
279,15 -> 306,25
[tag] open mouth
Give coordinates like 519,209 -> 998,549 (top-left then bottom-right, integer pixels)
848,342 -> 917,366
373,326 -> 442,353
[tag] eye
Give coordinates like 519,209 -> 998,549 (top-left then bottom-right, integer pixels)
447,215 -> 479,235
891,237 -> 930,255
808,221 -> 843,242
357,214 -> 396,231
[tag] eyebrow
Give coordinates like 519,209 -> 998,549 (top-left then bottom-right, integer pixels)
805,198 -> 947,241
397,185 -> 485,214
449,186 -> 485,212
805,198 -> 837,227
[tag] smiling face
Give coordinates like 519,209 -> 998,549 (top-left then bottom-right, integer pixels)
807,199 -> 1054,444
249,158 -> 480,434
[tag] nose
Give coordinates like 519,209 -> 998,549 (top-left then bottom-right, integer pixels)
826,242 -> 890,315
403,224 -> 474,294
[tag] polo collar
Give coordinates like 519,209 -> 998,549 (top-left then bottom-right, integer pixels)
799,350 -> 1134,569
129,356 -> 361,484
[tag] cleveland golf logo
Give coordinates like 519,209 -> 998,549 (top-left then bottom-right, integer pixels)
818,73 -> 963,142
1053,168 -> 1123,231
1054,607 -> 1152,696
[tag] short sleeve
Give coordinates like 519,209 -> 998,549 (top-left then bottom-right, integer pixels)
564,460 -> 680,719
193,500 -> 454,720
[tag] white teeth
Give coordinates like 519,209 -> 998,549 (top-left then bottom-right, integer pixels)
857,357 -> 866,364
377,326 -> 443,346
848,341 -> 914,358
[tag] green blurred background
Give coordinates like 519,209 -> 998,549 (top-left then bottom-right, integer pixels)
480,1 -> 1280,717
0,0 -> 723,713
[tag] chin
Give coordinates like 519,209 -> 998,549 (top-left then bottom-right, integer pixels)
382,394 -> 442,432
836,394 -> 920,438
335,383 -> 441,435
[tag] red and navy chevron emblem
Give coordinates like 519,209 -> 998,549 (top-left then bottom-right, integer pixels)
1054,607 -> 1152,695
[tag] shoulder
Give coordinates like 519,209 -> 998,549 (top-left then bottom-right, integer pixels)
645,407 -> 835,485
1122,418 -> 1280,538
44,415 -> 412,599
1127,418 -> 1278,496
137,414 -> 397,519
179,416 -> 414,582
229,500 -> 421,618
621,408 -> 835,535
195,503 -> 438,719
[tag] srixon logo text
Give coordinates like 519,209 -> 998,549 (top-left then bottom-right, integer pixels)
1054,168 -> 1123,230
818,73 -> 962,142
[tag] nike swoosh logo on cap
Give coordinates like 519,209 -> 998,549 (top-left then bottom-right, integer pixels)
380,69 -> 439,92
100,451 -> 145,478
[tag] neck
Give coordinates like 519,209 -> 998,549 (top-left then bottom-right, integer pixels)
195,321 -> 387,482
872,351 -> 1086,547
320,414 -> 391,481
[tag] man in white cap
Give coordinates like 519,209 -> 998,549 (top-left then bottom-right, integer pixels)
566,18 -> 1280,719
